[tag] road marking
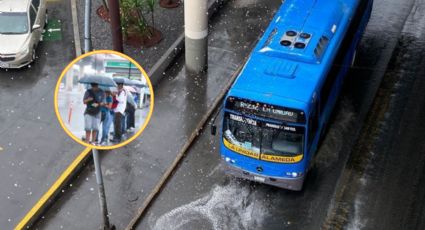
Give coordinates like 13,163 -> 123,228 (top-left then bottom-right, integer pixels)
14,147 -> 92,230
0,146 -> 3,151
42,19 -> 62,41
48,28 -> 61,32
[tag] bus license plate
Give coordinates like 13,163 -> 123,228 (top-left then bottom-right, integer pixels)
254,176 -> 265,183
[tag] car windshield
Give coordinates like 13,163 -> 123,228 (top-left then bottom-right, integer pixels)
0,12 -> 29,34
223,112 -> 304,156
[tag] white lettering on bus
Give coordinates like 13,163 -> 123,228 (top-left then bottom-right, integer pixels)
229,114 -> 257,126
283,126 -> 296,132
265,123 -> 280,129
239,102 -> 259,111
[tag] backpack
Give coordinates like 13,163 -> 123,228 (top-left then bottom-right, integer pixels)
85,89 -> 101,116
111,95 -> 118,109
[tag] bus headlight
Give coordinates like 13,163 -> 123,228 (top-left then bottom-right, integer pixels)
286,172 -> 303,178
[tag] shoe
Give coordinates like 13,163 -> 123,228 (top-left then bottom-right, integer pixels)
110,138 -> 121,143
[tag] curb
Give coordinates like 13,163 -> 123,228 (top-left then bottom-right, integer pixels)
15,148 -> 93,230
125,53 -> 246,230
70,0 -> 82,56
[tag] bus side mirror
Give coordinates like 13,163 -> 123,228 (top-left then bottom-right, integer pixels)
211,124 -> 217,136
210,106 -> 222,136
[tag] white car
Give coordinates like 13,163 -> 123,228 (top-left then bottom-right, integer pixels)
0,0 -> 47,69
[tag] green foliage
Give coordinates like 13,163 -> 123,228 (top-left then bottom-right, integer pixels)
120,0 -> 156,37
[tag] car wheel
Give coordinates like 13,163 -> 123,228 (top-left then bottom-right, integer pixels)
32,47 -> 36,62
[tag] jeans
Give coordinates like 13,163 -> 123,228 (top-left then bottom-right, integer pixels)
126,105 -> 136,129
114,112 -> 123,141
121,113 -> 127,134
101,110 -> 112,143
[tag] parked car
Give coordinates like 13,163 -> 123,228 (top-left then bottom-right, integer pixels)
0,0 -> 47,69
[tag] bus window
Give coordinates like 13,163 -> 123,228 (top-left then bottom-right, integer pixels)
223,113 -> 261,153
308,105 -> 319,149
262,126 -> 304,156
270,132 -> 303,155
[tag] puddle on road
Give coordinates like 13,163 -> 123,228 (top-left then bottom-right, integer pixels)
150,181 -> 269,230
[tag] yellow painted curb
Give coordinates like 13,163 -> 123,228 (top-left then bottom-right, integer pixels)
14,147 -> 92,230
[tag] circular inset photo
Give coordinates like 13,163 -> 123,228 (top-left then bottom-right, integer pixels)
54,50 -> 154,150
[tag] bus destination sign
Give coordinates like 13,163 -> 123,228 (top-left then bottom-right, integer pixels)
226,97 -> 305,123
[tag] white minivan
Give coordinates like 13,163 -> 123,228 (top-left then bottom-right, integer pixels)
0,0 -> 47,69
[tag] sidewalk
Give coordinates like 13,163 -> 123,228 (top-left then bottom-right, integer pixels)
77,0 -> 182,70
34,0 -> 282,229
57,87 -> 149,144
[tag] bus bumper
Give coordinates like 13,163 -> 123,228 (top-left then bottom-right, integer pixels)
222,161 -> 305,191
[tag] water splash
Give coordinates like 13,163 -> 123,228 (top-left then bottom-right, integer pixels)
150,182 -> 269,230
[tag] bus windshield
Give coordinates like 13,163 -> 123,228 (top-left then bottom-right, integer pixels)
223,113 -> 304,157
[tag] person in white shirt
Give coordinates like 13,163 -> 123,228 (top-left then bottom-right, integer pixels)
111,83 -> 127,142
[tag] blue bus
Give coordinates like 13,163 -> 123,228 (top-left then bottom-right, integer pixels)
216,0 -> 373,190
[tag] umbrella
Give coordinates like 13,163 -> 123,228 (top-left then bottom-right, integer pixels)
129,79 -> 146,88
88,85 -> 117,92
78,75 -> 117,87
113,77 -> 132,85
124,85 -> 137,93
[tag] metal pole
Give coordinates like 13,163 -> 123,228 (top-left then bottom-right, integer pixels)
84,2 -> 114,227
184,0 -> 208,73
108,0 -> 123,52
84,0 -> 92,53
93,149 -> 113,230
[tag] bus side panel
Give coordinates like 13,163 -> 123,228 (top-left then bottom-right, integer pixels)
311,0 -> 373,160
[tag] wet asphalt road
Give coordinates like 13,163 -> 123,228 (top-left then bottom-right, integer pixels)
0,1 -> 84,228
10,0 -> 423,229
326,0 -> 425,229
135,0 -> 425,229
32,1 -> 283,229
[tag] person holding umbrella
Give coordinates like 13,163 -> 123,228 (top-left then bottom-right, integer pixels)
125,90 -> 137,132
83,83 -> 105,144
111,81 -> 127,143
78,75 -> 116,145
100,89 -> 114,145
